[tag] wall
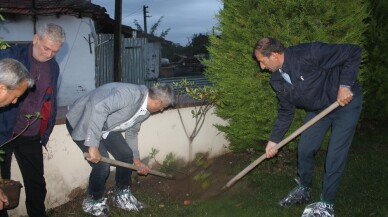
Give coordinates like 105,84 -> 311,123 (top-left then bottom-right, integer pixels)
7,107 -> 229,216
0,15 -> 96,106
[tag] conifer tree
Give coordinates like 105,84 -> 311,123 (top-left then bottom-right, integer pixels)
362,0 -> 388,120
204,0 -> 368,151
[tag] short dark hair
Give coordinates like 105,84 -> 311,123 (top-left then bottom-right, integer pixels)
253,37 -> 285,57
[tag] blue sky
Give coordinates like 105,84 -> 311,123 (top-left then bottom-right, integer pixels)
92,0 -> 222,46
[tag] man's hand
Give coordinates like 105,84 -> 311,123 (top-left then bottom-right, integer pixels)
337,86 -> 353,107
0,188 -> 9,210
265,141 -> 278,158
133,159 -> 150,175
87,147 -> 101,164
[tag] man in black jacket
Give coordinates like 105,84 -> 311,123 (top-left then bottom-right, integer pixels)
253,37 -> 362,217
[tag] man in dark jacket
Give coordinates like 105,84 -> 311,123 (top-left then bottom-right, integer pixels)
0,23 -> 65,217
253,37 -> 362,217
0,58 -> 34,211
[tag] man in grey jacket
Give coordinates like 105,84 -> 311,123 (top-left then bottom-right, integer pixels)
66,82 -> 175,217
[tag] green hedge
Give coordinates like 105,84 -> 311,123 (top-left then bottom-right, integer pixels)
204,0 -> 368,151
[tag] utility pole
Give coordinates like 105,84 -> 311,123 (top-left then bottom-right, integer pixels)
143,5 -> 149,34
113,0 -> 122,82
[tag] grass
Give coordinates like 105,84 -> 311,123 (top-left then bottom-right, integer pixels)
48,121 -> 388,217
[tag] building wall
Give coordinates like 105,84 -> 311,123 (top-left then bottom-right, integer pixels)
7,107 -> 229,216
0,15 -> 96,106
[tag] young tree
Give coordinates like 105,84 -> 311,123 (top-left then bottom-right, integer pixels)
204,0 -> 368,151
133,16 -> 170,39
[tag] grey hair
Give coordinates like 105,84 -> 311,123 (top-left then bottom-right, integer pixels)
149,83 -> 176,107
253,37 -> 285,57
0,58 -> 35,89
37,23 -> 66,44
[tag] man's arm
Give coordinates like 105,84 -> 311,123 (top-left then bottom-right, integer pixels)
125,122 -> 150,175
125,122 -> 142,159
269,95 -> 296,144
266,95 -> 295,158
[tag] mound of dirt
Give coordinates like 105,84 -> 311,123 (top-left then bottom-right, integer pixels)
132,152 -> 248,203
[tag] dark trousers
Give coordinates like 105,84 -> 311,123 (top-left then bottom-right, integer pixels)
66,120 -> 134,200
0,135 -> 47,217
297,94 -> 363,203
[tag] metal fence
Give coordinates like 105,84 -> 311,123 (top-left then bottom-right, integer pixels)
95,34 -> 160,88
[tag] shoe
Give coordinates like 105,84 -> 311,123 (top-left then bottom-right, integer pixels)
82,195 -> 110,217
279,184 -> 311,208
112,187 -> 145,212
301,202 -> 334,217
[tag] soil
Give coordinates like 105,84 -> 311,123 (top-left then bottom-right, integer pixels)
133,152 -> 248,202
49,150 -> 295,215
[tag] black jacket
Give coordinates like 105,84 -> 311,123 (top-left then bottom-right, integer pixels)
269,42 -> 362,143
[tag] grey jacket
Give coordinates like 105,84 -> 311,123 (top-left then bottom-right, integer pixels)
66,83 -> 150,159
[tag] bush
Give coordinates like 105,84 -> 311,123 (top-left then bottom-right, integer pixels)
204,0 -> 368,151
361,0 -> 388,120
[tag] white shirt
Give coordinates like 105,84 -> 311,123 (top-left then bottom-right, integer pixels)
101,94 -> 148,139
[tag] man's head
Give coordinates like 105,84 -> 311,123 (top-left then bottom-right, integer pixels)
147,84 -> 176,113
0,58 -> 35,107
32,23 -> 65,62
253,37 -> 285,72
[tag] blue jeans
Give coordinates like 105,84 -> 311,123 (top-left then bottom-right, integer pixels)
297,94 -> 362,203
66,120 -> 133,200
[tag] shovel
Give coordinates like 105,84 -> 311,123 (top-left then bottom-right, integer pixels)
83,152 -> 174,179
221,101 -> 340,191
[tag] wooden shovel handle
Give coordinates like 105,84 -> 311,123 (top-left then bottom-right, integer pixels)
83,152 -> 173,179
222,101 -> 340,190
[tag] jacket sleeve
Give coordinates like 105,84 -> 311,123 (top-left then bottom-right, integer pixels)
311,42 -> 362,87
269,95 -> 295,143
125,122 -> 142,159
40,60 -> 59,145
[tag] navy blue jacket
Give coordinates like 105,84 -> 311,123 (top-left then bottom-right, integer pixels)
269,42 -> 362,143
0,44 -> 59,146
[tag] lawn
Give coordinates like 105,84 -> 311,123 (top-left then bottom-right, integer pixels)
48,121 -> 388,217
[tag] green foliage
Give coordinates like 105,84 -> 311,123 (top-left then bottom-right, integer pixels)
186,33 -> 210,55
0,112 -> 41,149
0,150 -> 5,162
133,16 -> 170,39
204,0 -> 368,151
173,79 -> 221,143
361,0 -> 388,120
160,152 -> 178,173
0,14 -> 10,50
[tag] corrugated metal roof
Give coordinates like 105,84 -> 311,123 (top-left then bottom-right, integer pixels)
0,0 -> 107,18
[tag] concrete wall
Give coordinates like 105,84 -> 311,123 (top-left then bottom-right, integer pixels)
7,107 -> 229,216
